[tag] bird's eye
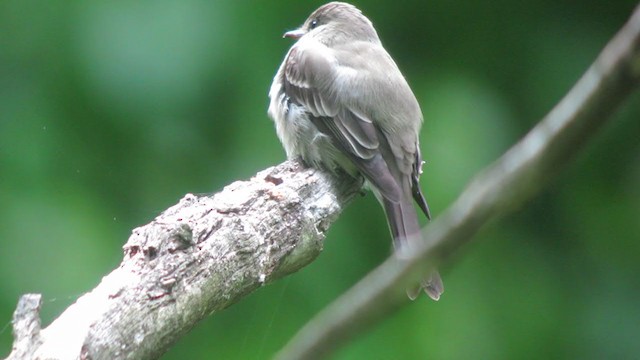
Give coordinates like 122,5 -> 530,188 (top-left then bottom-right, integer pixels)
310,19 -> 319,29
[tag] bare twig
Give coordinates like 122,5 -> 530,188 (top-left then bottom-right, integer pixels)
276,5 -> 640,360
7,162 -> 359,360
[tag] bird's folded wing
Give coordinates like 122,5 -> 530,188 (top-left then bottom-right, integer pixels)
283,41 -> 403,203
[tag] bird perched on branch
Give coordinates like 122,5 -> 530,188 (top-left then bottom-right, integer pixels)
268,2 -> 443,300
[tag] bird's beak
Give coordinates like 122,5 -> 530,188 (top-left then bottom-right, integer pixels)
283,29 -> 306,39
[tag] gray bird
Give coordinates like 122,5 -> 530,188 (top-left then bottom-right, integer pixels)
268,2 -> 443,300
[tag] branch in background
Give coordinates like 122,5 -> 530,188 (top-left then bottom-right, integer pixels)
276,5 -> 640,360
7,161 -> 360,359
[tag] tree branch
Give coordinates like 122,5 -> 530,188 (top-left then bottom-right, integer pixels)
7,161 -> 360,359
276,5 -> 640,360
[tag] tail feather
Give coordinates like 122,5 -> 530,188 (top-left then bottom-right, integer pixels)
382,197 -> 444,301
382,197 -> 421,251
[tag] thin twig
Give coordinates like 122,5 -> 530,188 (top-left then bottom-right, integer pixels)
276,5 -> 640,360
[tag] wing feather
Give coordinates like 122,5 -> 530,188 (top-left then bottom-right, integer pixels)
282,37 -> 427,209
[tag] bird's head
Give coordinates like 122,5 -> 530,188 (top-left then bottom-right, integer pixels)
283,2 -> 380,46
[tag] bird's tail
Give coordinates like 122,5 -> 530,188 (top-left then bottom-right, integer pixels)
382,197 -> 444,301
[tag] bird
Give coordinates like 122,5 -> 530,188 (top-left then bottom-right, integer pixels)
268,2 -> 443,300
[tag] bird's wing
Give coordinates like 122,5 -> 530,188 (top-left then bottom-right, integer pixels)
283,40 -> 405,203
283,43 -> 377,160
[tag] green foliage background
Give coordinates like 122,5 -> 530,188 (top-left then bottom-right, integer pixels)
1,1 -> 639,358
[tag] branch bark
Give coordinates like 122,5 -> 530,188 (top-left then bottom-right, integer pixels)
276,5 -> 640,360
7,161 -> 360,360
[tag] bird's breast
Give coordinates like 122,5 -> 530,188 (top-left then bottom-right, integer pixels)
269,79 -> 340,170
